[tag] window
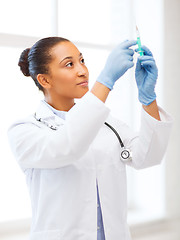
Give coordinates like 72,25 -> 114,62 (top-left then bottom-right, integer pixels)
0,0 -> 56,37
0,46 -> 41,221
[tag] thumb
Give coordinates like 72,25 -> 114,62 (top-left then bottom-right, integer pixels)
135,58 -> 142,72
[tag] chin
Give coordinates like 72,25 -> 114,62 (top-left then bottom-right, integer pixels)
75,88 -> 89,99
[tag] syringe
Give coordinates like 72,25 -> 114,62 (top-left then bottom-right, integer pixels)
136,26 -> 144,56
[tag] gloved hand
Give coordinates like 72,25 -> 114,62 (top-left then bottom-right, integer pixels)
96,40 -> 137,90
135,46 -> 158,105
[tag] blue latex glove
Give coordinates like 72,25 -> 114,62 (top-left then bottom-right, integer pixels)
96,40 -> 137,90
135,46 -> 158,105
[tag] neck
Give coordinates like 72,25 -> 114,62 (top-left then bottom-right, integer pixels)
44,94 -> 75,112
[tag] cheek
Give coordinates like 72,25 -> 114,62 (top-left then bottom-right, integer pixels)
53,71 -> 75,87
52,74 -> 79,97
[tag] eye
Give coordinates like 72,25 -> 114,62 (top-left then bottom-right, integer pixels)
66,62 -> 73,67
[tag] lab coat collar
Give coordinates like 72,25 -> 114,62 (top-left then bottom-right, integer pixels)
35,100 -> 66,124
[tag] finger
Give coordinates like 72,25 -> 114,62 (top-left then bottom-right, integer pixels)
135,58 -> 142,71
123,49 -> 134,56
135,48 -> 144,53
120,39 -> 137,49
126,61 -> 134,69
125,55 -> 134,61
135,46 -> 153,56
138,56 -> 155,62
141,46 -> 153,56
140,60 -> 157,68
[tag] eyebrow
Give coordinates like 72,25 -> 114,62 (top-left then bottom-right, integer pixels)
60,52 -> 82,64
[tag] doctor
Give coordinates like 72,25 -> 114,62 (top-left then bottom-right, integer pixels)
8,37 -> 172,240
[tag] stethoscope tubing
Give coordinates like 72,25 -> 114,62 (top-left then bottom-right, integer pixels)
34,113 -> 132,162
104,122 -> 124,148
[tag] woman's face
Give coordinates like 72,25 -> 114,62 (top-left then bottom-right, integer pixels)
46,41 -> 89,99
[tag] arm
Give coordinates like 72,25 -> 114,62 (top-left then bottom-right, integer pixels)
119,106 -> 173,169
135,45 -> 160,121
8,92 -> 110,170
91,40 -> 137,103
90,81 -> 110,103
142,99 -> 161,121
125,45 -> 173,168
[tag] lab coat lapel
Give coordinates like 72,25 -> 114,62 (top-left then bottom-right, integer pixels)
35,100 -> 65,126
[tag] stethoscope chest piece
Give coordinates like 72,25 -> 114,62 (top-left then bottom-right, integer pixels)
104,121 -> 132,163
121,148 -> 132,162
33,115 -> 133,163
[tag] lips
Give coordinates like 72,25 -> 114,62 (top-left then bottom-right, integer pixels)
77,80 -> 88,85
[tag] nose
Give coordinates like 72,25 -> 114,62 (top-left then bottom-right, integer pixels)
77,64 -> 88,77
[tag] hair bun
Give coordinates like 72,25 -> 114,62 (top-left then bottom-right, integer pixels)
18,48 -> 31,76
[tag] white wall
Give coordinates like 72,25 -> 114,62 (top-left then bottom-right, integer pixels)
163,0 -> 180,221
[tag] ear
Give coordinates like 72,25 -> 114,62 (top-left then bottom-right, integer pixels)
37,74 -> 51,90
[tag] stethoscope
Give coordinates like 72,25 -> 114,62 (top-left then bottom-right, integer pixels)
104,122 -> 132,162
34,113 -> 132,162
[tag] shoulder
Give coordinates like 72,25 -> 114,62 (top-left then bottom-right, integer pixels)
7,114 -> 40,137
105,113 -> 130,129
8,100 -> 56,132
7,101 -> 48,134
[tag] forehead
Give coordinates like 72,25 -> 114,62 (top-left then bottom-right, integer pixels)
50,41 -> 80,60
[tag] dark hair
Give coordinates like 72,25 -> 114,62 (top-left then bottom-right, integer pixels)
18,37 -> 70,91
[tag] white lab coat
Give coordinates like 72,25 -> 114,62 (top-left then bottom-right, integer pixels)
8,91 -> 173,240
